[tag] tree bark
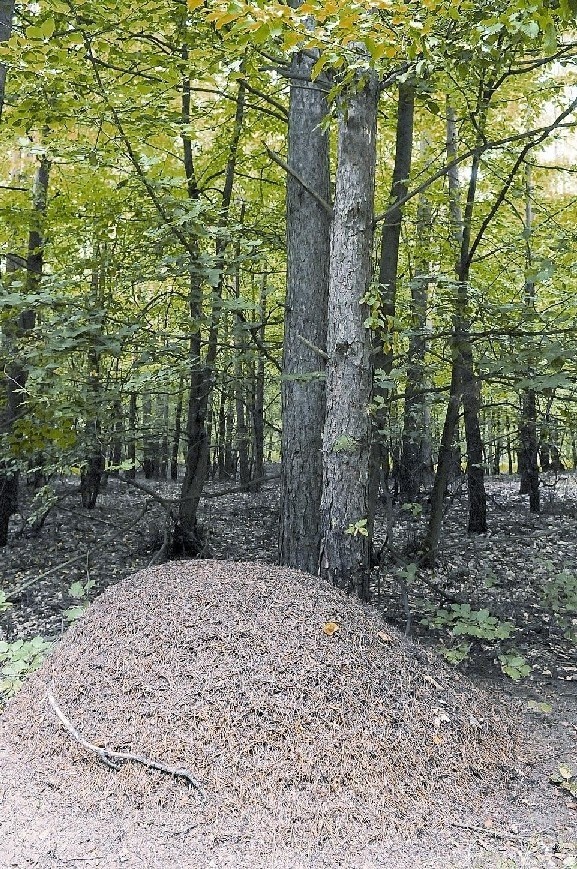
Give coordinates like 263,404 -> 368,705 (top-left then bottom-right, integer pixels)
170,375 -> 184,480
400,135 -> 432,503
250,273 -> 266,490
369,83 -> 415,517
279,42 -> 331,574
421,98 -> 487,563
126,391 -> 137,479
319,69 -> 379,598
0,155 -> 49,543
518,161 -> 540,511
178,67 -> 245,552
0,0 -> 14,122
80,251 -> 106,508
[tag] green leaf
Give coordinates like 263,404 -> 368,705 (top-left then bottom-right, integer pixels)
39,18 -> 56,39
68,581 -> 86,598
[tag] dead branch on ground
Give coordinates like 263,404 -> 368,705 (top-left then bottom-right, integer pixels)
47,689 -> 204,792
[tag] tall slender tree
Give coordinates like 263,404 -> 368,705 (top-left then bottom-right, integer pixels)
518,160 -> 540,512
369,81 -> 415,523
0,0 -> 14,122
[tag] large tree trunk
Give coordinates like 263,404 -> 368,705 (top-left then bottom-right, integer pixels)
319,69 -> 378,599
279,43 -> 331,574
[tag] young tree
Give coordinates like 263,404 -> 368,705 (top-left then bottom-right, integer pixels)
370,81 -> 415,515
518,160 -> 540,512
0,0 -> 13,120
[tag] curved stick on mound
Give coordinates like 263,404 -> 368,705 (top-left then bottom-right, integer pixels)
47,688 -> 204,793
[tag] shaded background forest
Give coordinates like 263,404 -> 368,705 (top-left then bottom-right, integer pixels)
2,0 -> 577,608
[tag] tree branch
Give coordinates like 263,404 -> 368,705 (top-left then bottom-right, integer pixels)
264,145 -> 334,217
47,690 -> 204,791
374,110 -> 577,226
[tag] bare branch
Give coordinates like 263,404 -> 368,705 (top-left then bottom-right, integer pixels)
47,689 -> 204,792
264,145 -> 334,218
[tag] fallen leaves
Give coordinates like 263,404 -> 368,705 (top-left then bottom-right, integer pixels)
322,621 -> 340,637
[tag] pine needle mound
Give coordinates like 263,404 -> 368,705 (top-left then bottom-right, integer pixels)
1,560 -> 521,862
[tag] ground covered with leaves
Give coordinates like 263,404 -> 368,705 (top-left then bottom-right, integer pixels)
0,471 -> 576,867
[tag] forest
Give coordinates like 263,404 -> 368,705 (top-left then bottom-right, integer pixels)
0,1 -> 577,866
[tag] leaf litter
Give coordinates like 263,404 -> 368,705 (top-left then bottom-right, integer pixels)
0,559 -> 569,867
0,472 -> 576,866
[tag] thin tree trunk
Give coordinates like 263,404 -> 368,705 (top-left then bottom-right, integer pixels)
80,254 -> 105,508
158,392 -> 169,480
370,83 -> 415,518
110,399 -> 123,474
250,273 -> 266,490
126,391 -> 137,479
421,98 -> 487,563
224,396 -> 235,478
400,134 -> 431,503
178,66 -> 245,551
216,381 -> 228,480
505,415 -> 514,475
491,410 -> 503,475
0,155 -> 49,543
0,0 -> 14,122
453,101 -> 487,534
518,161 -> 540,511
279,38 -> 331,574
319,68 -> 378,599
142,392 -> 156,479
234,260 -> 250,491
170,375 -> 184,481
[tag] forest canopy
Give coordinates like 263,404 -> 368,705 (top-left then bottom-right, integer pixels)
2,0 -> 577,586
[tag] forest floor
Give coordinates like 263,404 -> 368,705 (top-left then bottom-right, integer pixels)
0,470 -> 576,867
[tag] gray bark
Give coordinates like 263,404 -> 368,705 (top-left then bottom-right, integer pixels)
421,99 -> 487,564
400,136 -> 432,502
518,161 -> 540,511
279,47 -> 331,574
0,0 -> 14,122
319,70 -> 379,598
0,155 -> 49,543
369,83 -> 414,516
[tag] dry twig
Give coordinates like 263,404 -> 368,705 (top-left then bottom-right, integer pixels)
450,821 -> 531,844
47,689 -> 204,792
